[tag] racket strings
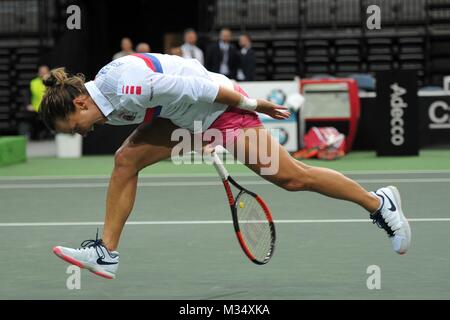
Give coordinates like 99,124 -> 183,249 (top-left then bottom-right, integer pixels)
237,193 -> 273,261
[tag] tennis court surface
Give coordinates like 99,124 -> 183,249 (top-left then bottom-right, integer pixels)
1,150 -> 449,299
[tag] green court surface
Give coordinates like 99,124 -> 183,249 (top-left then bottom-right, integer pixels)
1,150 -> 450,177
0,151 -> 449,299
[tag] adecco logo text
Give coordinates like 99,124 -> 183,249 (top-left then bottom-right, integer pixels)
390,83 -> 408,146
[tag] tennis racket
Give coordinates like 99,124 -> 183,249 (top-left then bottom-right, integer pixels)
211,149 -> 276,265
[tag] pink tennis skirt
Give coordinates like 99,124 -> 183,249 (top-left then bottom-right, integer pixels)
204,84 -> 263,147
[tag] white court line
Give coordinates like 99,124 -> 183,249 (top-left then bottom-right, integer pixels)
1,178 -> 450,189
1,169 -> 450,181
0,173 -> 257,181
0,173 -> 255,180
0,218 -> 449,227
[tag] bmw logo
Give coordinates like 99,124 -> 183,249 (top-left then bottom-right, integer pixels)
267,89 -> 286,106
277,128 -> 289,145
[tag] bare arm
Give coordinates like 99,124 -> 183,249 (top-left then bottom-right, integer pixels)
214,85 -> 291,120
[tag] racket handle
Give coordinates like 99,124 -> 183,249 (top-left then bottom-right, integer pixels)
211,150 -> 230,181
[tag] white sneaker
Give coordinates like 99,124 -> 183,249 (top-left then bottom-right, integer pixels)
53,234 -> 119,279
371,186 -> 411,254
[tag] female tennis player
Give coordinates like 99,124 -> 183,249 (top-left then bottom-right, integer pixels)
41,53 -> 411,279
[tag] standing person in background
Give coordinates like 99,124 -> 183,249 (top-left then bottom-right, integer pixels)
112,37 -> 135,60
136,42 -> 151,53
205,28 -> 240,80
237,33 -> 256,81
169,46 -> 183,57
28,65 -> 49,113
181,28 -> 204,65
20,65 -> 50,139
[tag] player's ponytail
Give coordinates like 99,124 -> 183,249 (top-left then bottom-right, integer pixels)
40,67 -> 88,131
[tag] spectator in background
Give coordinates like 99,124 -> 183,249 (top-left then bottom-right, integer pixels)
112,37 -> 135,60
169,46 -> 183,57
21,65 -> 50,139
237,33 -> 256,81
181,28 -> 204,65
205,28 -> 240,80
28,65 -> 49,113
136,42 -> 151,53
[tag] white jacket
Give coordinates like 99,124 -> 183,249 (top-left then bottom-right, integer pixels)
84,53 -> 233,133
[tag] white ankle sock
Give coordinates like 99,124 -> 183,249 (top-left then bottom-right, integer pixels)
370,191 -> 384,214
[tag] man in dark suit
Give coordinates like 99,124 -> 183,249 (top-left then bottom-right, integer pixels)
205,28 -> 240,80
237,33 -> 256,81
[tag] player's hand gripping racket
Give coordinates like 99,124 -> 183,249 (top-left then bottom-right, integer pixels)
211,149 -> 276,265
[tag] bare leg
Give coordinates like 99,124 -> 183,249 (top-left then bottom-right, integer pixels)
102,119 -> 183,251
227,127 -> 380,213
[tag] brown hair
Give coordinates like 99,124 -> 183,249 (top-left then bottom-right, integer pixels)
39,67 -> 88,131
